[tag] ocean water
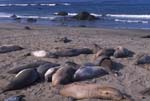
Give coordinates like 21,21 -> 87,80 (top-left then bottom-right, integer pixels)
0,0 -> 150,29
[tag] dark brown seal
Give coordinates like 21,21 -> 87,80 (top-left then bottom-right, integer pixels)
1,68 -> 39,93
60,83 -> 132,100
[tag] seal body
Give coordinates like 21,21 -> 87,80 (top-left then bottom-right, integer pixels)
113,46 -> 133,58
0,45 -> 23,53
60,83 -> 125,100
94,48 -> 115,60
44,67 -> 59,82
3,68 -> 39,92
36,63 -> 60,79
7,61 -> 50,74
135,54 -> 150,65
52,62 -> 78,86
74,66 -> 107,81
49,48 -> 93,58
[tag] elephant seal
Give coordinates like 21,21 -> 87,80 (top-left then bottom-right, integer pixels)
44,67 -> 60,82
113,46 -> 134,58
52,61 -> 79,86
0,45 -> 23,53
7,60 -> 51,74
134,54 -> 150,65
93,48 -> 115,60
60,83 -> 132,100
49,48 -> 93,58
74,66 -> 107,81
4,95 -> 25,101
1,68 -> 39,93
36,62 -> 60,80
31,50 -> 48,58
94,55 -> 114,73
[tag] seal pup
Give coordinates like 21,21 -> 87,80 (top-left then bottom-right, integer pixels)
1,68 -> 39,93
60,83 -> 132,100
113,46 -> 134,58
7,60 -> 51,74
44,67 -> 60,82
52,61 -> 79,86
48,48 -> 93,58
36,62 -> 60,80
0,45 -> 23,53
74,66 -> 107,81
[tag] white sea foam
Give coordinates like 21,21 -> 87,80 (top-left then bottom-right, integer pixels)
61,3 -> 71,6
0,12 -> 12,18
115,19 -> 149,24
107,14 -> 150,19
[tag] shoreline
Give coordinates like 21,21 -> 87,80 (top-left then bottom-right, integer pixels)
0,23 -> 150,101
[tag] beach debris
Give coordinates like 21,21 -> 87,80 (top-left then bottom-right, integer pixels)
36,62 -> 60,80
31,50 -> 48,58
48,48 -> 93,58
1,68 -> 39,93
73,11 -> 98,20
113,46 -> 134,58
0,45 -> 23,53
52,61 -> 79,86
7,60 -> 51,74
4,95 -> 25,101
56,11 -> 68,16
55,37 -> 72,43
134,53 -> 150,65
74,66 -> 108,81
44,67 -> 60,82
60,83 -> 132,100
141,35 -> 150,38
27,18 -> 37,23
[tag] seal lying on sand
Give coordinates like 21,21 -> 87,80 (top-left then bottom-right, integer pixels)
93,48 -> 115,60
113,46 -> 134,58
134,54 -> 150,65
48,48 -> 93,58
36,63 -> 60,80
74,66 -> 107,81
0,45 -> 23,53
44,67 -> 60,82
52,62 -> 79,86
60,83 -> 132,100
7,60 -> 51,74
1,68 -> 39,93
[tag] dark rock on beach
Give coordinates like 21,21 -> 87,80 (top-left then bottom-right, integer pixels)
73,11 -> 98,21
56,11 -> 68,16
27,18 -> 37,23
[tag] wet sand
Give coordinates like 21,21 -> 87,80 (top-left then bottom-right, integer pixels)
0,23 -> 150,101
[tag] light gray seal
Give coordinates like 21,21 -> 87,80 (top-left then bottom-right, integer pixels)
1,68 -> 39,93
44,67 -> 60,82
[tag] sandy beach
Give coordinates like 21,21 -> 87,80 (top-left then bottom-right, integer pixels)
0,23 -> 150,101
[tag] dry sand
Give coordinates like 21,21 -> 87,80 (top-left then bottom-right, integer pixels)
0,23 -> 150,101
